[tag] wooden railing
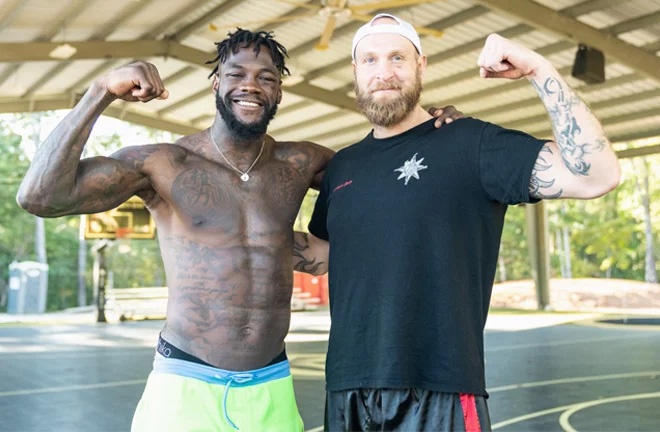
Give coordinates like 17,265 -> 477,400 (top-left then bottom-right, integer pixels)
104,286 -> 321,321
105,287 -> 168,321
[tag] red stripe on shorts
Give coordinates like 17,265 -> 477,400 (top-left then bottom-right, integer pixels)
459,393 -> 481,432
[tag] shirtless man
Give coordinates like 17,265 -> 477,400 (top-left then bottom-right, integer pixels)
16,29 -> 460,431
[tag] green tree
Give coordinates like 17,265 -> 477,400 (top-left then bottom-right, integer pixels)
0,121 -> 33,309
630,157 -> 657,283
1,114 -> 171,311
496,205 -> 532,281
295,189 -> 319,233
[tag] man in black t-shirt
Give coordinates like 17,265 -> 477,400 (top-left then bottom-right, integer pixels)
293,13 -> 621,432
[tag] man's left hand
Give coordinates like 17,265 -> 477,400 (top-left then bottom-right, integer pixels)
428,105 -> 464,128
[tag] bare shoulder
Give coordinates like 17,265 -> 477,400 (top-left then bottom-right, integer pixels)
110,136 -> 199,170
272,139 -> 335,173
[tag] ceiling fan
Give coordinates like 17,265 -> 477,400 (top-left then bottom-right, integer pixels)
210,0 -> 444,51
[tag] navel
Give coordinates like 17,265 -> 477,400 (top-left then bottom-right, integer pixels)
240,326 -> 254,337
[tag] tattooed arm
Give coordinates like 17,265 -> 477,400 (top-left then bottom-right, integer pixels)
16,61 -> 168,217
478,34 -> 620,200
307,143 -> 335,190
293,231 -> 329,275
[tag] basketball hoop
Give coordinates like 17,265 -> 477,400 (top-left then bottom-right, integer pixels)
84,197 -> 155,240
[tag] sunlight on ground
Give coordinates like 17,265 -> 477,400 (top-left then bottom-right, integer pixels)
492,278 -> 660,314
485,312 -> 601,331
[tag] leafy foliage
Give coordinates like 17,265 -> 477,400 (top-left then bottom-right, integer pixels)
0,123 -> 33,308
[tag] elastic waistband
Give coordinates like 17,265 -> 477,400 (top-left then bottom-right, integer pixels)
157,335 -> 215,367
157,334 -> 287,367
152,354 -> 291,386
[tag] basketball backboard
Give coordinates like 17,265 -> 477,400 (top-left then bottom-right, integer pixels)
84,196 -> 156,240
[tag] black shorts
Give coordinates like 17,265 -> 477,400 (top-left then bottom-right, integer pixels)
325,388 -> 491,432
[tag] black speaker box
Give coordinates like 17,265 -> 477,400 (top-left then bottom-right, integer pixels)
571,44 -> 605,84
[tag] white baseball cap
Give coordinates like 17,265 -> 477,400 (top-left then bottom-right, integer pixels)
351,13 -> 423,60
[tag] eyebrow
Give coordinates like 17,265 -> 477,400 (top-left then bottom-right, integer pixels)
358,49 -> 408,58
224,63 -> 278,74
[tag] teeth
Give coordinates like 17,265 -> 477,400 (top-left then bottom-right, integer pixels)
236,100 -> 259,107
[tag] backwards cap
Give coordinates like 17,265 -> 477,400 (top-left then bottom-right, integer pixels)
351,13 -> 423,60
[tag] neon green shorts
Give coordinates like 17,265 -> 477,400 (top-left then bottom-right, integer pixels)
131,355 -> 304,432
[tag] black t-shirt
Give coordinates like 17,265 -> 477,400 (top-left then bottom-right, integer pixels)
308,117 -> 546,396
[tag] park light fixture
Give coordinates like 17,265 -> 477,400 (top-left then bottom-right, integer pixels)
49,43 -> 77,60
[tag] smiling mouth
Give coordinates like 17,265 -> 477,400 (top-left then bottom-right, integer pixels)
372,88 -> 400,93
233,99 -> 262,108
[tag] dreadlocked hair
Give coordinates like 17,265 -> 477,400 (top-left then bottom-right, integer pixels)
207,28 -> 290,78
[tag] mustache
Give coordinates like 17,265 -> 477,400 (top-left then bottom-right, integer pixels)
370,83 -> 402,92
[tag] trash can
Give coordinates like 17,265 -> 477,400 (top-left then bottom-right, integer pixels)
7,261 -> 49,314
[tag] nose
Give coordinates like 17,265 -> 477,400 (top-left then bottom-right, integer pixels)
374,62 -> 395,82
239,75 -> 261,93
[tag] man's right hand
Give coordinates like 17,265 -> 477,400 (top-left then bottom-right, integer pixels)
101,61 -> 170,102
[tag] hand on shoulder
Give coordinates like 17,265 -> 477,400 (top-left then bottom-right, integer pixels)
427,105 -> 465,128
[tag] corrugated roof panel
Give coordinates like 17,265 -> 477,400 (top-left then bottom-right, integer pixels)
579,10 -> 621,29
588,80 -> 659,103
535,0 -> 585,10
271,103 -> 341,132
277,91 -> 306,108
28,60 -> 106,95
619,29 -> 660,46
592,94 -> 660,119
164,98 -> 215,121
0,0 -> 657,147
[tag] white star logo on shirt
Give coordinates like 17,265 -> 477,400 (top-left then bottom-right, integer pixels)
394,153 -> 428,185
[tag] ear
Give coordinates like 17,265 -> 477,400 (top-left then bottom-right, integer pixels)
212,74 -> 219,92
276,81 -> 283,105
418,55 -> 428,78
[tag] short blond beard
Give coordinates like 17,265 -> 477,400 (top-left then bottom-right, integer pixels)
355,67 -> 423,127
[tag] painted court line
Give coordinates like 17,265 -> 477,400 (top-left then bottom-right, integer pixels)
558,392 -> 660,432
486,332 -> 656,352
2,350 -> 655,431
489,370 -> 660,392
0,380 -> 146,397
306,371 -> 660,432
493,391 -> 660,430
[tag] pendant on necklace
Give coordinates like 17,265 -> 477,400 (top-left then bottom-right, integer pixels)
240,173 -> 249,181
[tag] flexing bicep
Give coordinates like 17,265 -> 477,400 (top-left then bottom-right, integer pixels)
293,231 -> 329,275
68,154 -> 151,215
527,69 -> 619,200
21,146 -> 153,217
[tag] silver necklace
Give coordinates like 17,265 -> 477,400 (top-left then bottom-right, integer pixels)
209,131 -> 265,182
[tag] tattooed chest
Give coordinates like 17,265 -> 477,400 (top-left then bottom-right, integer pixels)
159,165 -> 308,232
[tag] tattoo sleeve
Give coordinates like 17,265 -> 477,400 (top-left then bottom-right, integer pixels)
16,83 -> 150,216
528,74 -> 611,199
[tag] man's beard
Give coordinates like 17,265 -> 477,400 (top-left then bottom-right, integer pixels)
215,93 -> 278,140
355,69 -> 422,128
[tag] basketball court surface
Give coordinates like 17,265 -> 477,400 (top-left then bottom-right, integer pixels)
0,310 -> 658,431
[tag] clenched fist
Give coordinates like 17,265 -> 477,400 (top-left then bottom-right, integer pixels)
477,34 -> 551,80
100,61 -> 170,102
